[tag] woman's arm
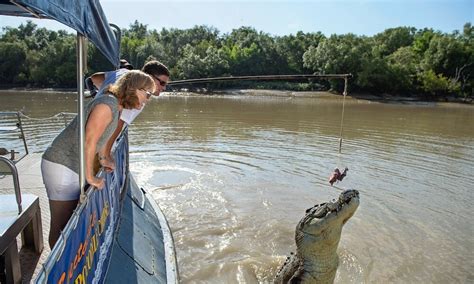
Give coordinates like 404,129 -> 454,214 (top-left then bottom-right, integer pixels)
85,104 -> 113,189
98,119 -> 125,172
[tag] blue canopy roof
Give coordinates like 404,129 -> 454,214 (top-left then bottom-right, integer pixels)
0,0 -> 120,66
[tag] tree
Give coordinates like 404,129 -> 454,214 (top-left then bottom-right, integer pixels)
418,69 -> 459,97
386,46 -> 419,94
29,35 -> 76,86
413,28 -> 437,55
0,42 -> 27,83
202,46 -> 230,77
420,30 -> 472,98
303,34 -> 370,90
158,25 -> 221,70
176,44 -> 206,79
222,26 -> 284,75
275,31 -> 325,74
372,27 -> 416,57
422,34 -> 468,77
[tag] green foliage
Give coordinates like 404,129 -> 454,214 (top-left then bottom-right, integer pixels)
386,46 -> 419,93
372,26 -> 416,57
303,34 -> 369,74
357,58 -> 393,93
29,35 -> 76,86
422,34 -> 467,76
275,31 -> 325,74
0,20 -> 472,100
413,28 -> 437,55
418,69 -> 460,96
220,27 -> 285,75
0,41 -> 27,83
303,34 -> 371,91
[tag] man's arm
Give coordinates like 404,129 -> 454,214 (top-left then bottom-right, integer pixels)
90,72 -> 106,89
85,72 -> 106,97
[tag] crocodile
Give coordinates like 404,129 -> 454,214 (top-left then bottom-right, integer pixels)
274,189 -> 360,284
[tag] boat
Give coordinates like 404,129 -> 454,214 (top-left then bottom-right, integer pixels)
0,1 -> 178,283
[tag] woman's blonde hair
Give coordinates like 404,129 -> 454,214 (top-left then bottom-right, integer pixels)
107,70 -> 155,109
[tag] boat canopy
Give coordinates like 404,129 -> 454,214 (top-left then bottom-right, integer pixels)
0,0 -> 119,66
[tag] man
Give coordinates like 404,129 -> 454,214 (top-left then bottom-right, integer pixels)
86,59 -> 170,170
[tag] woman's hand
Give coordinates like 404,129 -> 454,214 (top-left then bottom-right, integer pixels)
87,176 -> 105,189
100,155 -> 115,173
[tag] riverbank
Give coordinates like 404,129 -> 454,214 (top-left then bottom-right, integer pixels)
0,88 -> 471,104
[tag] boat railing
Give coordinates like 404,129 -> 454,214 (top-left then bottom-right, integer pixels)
0,112 -> 29,163
1,112 -> 44,284
35,129 -> 129,283
0,111 -> 30,213
0,157 -> 22,213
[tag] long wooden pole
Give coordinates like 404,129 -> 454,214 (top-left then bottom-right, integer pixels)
168,74 -> 352,86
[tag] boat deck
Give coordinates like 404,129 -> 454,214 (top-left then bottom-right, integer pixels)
0,153 -> 50,283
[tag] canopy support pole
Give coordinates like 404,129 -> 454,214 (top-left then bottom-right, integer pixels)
77,34 -> 86,203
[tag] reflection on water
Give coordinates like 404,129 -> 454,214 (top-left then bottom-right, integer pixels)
1,91 -> 473,283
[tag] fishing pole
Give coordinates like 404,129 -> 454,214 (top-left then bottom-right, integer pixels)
167,74 -> 352,86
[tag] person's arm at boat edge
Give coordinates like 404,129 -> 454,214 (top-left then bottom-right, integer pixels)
99,119 -> 125,171
85,104 -> 113,189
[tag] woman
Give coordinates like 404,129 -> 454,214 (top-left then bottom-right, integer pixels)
41,70 -> 155,247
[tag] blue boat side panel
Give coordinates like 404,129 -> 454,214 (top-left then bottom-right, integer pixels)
105,176 -> 167,283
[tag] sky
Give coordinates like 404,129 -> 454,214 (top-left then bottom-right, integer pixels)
0,0 -> 473,36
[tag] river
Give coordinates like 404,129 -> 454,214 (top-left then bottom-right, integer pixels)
1,91 -> 473,283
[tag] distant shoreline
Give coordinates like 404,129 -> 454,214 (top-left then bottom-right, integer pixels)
0,88 -> 471,105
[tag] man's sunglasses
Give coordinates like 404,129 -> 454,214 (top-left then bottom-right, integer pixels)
152,74 -> 167,87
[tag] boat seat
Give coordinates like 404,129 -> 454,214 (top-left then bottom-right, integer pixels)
0,157 -> 43,284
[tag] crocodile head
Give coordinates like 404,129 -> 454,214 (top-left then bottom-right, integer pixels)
299,189 -> 359,236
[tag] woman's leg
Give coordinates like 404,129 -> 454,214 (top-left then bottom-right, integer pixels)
48,199 -> 79,248
41,159 -> 81,248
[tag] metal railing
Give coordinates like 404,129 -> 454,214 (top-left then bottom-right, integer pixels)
0,111 -> 28,162
0,156 -> 22,213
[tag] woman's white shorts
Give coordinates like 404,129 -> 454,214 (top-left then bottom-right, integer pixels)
41,158 -> 80,201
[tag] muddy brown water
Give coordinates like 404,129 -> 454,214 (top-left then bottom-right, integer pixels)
1,91 -> 473,283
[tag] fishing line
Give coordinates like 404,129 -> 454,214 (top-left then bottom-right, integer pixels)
338,77 -> 348,153
324,77 -> 350,189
